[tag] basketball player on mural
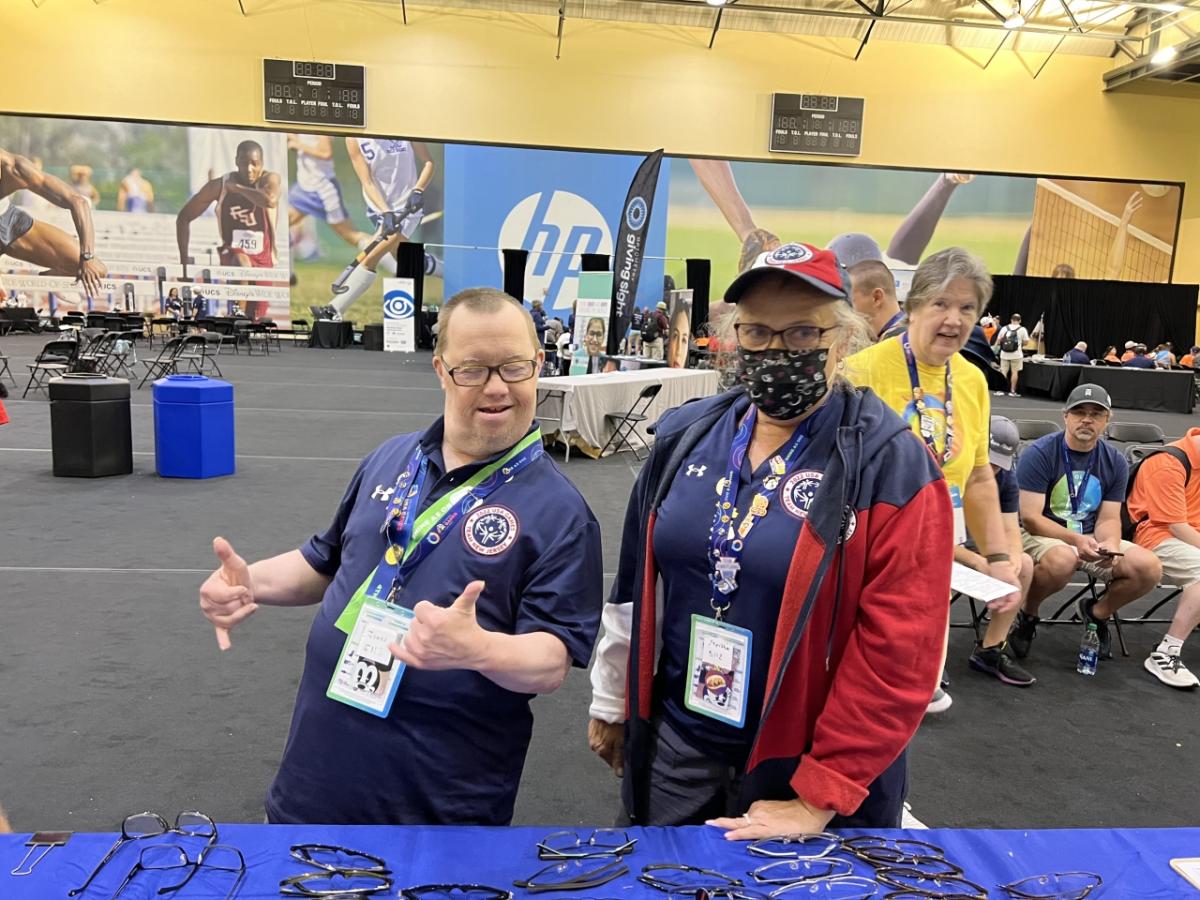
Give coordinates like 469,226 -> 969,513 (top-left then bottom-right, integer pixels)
176,140 -> 282,272
0,147 -> 108,298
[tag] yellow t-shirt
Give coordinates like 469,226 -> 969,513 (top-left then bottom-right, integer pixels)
846,336 -> 990,495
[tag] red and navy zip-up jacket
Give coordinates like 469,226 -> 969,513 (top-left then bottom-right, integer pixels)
613,386 -> 952,820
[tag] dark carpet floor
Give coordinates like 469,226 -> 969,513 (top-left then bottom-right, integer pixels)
0,332 -> 1196,833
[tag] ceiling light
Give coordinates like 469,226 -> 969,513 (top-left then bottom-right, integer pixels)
1151,45 -> 1179,65
706,0 -> 728,6
1003,10 -> 1026,28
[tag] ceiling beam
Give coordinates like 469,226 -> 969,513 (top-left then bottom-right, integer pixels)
855,18 -> 876,59
708,4 -> 724,49
555,0 -> 565,59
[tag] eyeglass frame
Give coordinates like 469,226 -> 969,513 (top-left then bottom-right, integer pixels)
536,828 -> 637,860
733,323 -> 838,352
875,866 -> 988,899
289,843 -> 391,874
999,871 -> 1103,900
440,358 -> 539,387
107,842 -> 244,900
69,810 -> 217,897
279,868 -> 395,897
639,862 -> 744,892
748,833 -> 843,860
400,883 -> 514,900
749,857 -> 855,885
513,857 -> 629,893
766,875 -> 881,900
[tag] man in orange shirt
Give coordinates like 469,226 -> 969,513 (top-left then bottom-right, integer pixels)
1179,346 -> 1198,369
1120,341 -> 1137,362
1126,429 -> 1200,689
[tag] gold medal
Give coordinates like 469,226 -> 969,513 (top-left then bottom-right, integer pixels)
385,545 -> 400,566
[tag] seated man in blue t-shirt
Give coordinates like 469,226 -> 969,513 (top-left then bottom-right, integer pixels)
1122,345 -> 1156,369
1010,384 -> 1161,660
957,416 -> 1036,687
1062,342 -> 1090,365
198,287 -> 604,825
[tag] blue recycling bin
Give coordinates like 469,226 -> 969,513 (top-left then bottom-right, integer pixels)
152,374 -> 235,478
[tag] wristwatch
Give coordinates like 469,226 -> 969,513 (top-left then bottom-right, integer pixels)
80,251 -> 95,262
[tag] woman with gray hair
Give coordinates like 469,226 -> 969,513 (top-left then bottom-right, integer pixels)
588,242 -> 953,836
847,247 -> 1028,710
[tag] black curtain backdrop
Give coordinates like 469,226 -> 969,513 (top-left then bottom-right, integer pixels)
687,258 -> 711,337
396,242 -> 430,349
501,249 -> 528,301
989,276 -> 1198,358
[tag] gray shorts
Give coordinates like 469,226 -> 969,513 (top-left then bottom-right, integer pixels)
0,204 -> 34,255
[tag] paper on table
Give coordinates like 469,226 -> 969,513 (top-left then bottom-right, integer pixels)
951,562 -> 1014,602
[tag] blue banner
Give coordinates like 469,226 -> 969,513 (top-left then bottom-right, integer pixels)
443,145 -> 669,316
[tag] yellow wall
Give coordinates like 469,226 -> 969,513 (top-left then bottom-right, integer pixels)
3,0 -> 1198,285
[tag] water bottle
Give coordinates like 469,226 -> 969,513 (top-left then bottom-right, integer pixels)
1077,623 -> 1100,676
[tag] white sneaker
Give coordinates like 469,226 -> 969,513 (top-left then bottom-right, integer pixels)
926,687 -> 953,714
1144,651 -> 1200,690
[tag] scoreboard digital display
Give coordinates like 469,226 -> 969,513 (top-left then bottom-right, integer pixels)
770,94 -> 864,157
263,58 -> 365,128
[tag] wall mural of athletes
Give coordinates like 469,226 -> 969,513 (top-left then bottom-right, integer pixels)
0,111 -> 1184,330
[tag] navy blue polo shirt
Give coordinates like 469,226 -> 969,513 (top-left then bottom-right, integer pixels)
266,418 -> 603,825
654,394 -> 830,766
996,465 -> 1019,515
1017,432 -> 1127,535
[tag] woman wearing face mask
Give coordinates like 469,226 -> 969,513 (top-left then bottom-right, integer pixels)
846,247 -> 1024,711
587,242 -> 953,836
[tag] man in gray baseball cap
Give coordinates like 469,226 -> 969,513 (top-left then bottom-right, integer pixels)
959,416 -> 1036,686
1012,384 -> 1161,661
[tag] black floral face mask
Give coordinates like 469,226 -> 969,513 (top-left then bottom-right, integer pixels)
737,347 -> 830,420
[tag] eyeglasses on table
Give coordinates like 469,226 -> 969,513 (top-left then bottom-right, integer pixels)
999,871 -> 1103,900
536,828 -> 637,860
281,842 -> 395,897
748,833 -> 843,860
514,857 -> 629,892
69,810 -> 218,896
108,842 -> 244,900
400,883 -> 514,900
749,858 -> 855,885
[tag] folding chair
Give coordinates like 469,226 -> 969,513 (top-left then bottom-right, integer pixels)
258,320 -> 283,352
0,346 -> 14,386
23,338 -> 78,397
1016,419 -> 1060,441
176,334 -> 211,375
246,323 -> 271,356
138,337 -> 183,388
199,333 -> 224,377
1045,575 -> 1129,657
949,592 -> 988,643
536,388 -> 572,462
599,383 -> 662,460
75,331 -> 116,374
1106,422 -> 1165,445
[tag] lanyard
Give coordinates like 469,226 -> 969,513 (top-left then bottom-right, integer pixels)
880,311 -> 905,338
708,405 -> 810,618
901,333 -> 954,467
1060,433 -> 1096,517
335,429 -> 544,634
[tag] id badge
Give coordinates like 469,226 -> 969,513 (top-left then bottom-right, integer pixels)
919,414 -> 936,440
232,228 -> 263,253
949,485 -> 967,546
684,614 -> 752,728
327,598 -> 413,718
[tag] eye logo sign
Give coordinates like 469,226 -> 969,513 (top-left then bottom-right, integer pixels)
625,196 -> 648,232
463,505 -> 519,556
383,289 -> 415,320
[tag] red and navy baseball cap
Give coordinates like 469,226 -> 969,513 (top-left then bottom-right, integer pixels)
724,242 -> 851,304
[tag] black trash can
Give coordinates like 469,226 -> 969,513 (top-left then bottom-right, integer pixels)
363,323 -> 384,351
49,374 -> 133,477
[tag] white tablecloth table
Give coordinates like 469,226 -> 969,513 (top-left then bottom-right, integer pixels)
536,368 -> 720,457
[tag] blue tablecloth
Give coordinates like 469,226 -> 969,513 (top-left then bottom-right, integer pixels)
2,824 -> 1197,898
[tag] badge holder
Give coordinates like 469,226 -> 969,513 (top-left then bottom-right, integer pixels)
685,613 -> 752,728
11,831 -> 71,876
949,485 -> 967,546
327,597 -> 414,718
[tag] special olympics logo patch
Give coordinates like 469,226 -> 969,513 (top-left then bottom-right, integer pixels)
383,289 -> 415,320
625,196 -> 649,232
781,470 -> 824,520
464,505 -> 519,556
764,243 -> 814,267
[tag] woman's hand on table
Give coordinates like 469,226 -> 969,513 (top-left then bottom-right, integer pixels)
707,796 -> 835,840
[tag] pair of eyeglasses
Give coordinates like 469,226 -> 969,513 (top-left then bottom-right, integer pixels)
442,359 -> 537,386
875,867 -> 987,899
750,858 -> 855,885
70,811 -> 217,896
749,834 -> 843,860
844,836 -> 947,867
768,877 -> 879,899
536,828 -> 637,860
733,323 -> 837,352
514,858 -> 628,893
280,843 -> 393,897
639,862 -> 744,893
401,884 -> 513,900
999,872 -> 1103,900
108,843 -> 244,900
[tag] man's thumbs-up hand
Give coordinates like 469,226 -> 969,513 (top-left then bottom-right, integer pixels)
390,581 -> 488,671
199,536 -> 258,650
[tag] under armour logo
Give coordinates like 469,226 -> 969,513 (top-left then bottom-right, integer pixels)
686,464 -> 708,478
370,484 -> 395,502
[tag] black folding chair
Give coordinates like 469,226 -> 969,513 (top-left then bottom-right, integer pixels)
246,323 -> 271,356
1106,422 -> 1165,444
0,346 -> 14,386
1016,419 -> 1060,441
199,333 -> 224,377
23,338 -> 79,397
75,331 -> 117,374
258,320 -> 283,352
138,337 -> 183,388
1044,576 -> 1129,658
599,383 -> 662,460
949,592 -> 988,643
176,334 -> 211,375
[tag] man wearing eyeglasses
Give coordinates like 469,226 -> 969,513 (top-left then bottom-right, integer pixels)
1011,384 -> 1161,662
198,287 -> 603,825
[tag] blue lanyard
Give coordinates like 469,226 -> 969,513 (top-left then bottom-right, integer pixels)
880,311 -> 905,337
1060,434 -> 1096,517
708,405 -> 810,616
901,333 -> 954,467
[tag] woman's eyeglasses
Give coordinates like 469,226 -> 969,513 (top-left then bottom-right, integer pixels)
70,811 -> 217,896
748,833 -> 843,860
108,842 -> 244,900
999,871 -> 1103,900
443,359 -> 537,386
536,828 -> 637,860
734,323 -> 837,352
